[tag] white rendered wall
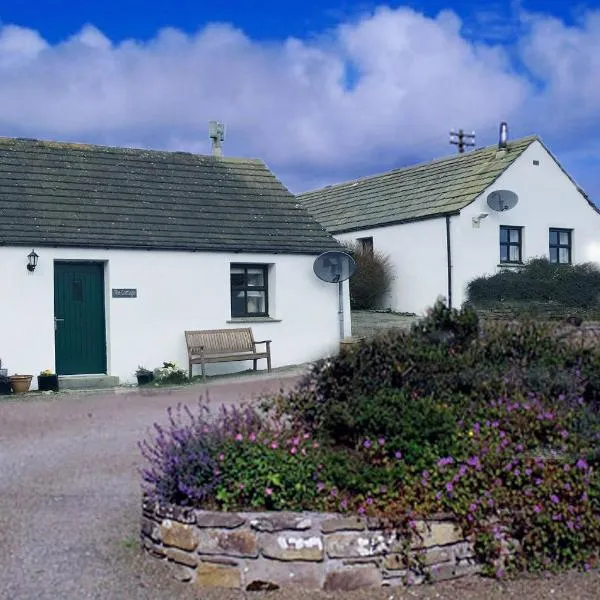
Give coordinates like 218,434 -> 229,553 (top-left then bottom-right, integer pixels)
0,247 -> 350,386
452,140 -> 600,307
336,217 -> 449,315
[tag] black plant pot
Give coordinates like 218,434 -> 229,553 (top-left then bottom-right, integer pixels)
0,381 -> 12,395
38,374 -> 59,392
137,373 -> 154,386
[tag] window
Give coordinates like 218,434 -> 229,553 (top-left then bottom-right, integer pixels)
549,228 -> 572,264
230,264 -> 269,318
358,236 -> 373,255
499,226 -> 523,264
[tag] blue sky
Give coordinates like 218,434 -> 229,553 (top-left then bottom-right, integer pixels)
1,1 -> 599,199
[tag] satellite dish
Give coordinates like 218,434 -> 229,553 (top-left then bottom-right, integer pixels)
313,251 -> 356,283
486,190 -> 519,212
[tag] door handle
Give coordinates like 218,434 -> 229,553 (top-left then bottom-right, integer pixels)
54,317 -> 65,331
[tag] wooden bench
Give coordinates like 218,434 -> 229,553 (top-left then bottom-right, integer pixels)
185,328 -> 272,381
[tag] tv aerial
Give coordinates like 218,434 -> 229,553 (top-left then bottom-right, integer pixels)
313,251 -> 356,340
486,189 -> 519,212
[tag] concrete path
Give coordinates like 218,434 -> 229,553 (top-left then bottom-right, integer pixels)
0,372 -> 302,600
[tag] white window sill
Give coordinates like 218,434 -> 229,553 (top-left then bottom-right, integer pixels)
497,263 -> 523,268
226,317 -> 282,324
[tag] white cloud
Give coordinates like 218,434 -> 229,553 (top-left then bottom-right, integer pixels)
0,6 -> 598,195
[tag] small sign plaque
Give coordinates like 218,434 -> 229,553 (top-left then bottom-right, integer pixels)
112,288 -> 137,298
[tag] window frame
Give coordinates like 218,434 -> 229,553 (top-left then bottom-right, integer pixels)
499,226 -> 523,264
230,263 -> 269,318
549,228 -> 572,265
357,236 -> 374,255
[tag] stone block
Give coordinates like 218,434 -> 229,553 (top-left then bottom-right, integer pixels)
249,513 -> 312,532
422,547 -> 453,566
168,562 -> 193,582
153,502 -> 195,524
428,562 -> 481,582
165,547 -> 198,568
453,541 -> 475,560
324,566 -> 382,591
142,537 -> 166,558
141,517 -> 160,542
321,517 -> 365,534
198,556 -> 239,567
196,529 -> 258,558
412,521 -> 463,548
194,511 -> 245,529
326,532 -> 399,558
196,562 -> 241,589
245,559 -> 323,590
260,533 -> 324,561
159,520 -> 198,551
383,554 -> 406,571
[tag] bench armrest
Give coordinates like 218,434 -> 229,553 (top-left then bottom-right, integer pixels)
253,340 -> 272,345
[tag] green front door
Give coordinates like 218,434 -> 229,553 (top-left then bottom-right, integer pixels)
54,262 -> 107,375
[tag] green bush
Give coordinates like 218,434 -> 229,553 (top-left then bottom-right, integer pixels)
344,242 -> 394,309
141,299 -> 600,577
467,258 -> 600,311
324,389 -> 461,469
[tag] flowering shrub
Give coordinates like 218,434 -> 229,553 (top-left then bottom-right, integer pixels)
153,361 -> 188,385
139,302 -> 600,577
401,394 -> 600,575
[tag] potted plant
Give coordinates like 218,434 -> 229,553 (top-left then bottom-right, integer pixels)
38,369 -> 59,392
0,373 -> 11,395
135,366 -> 154,386
9,374 -> 33,394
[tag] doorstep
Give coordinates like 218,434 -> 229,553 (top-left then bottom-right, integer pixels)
58,374 -> 120,391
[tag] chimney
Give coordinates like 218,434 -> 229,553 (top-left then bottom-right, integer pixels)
496,121 -> 509,158
499,122 -> 508,148
208,120 -> 225,157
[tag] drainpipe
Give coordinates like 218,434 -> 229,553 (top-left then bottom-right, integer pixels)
445,215 -> 453,309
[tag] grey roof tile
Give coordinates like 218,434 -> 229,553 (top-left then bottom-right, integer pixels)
298,137 -> 538,233
0,137 -> 339,254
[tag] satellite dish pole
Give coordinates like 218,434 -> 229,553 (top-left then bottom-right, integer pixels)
313,251 -> 357,340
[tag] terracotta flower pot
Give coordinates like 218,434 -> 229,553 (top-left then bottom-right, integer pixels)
10,375 -> 33,394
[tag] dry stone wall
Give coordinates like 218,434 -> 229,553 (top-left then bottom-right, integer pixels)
141,498 -> 489,592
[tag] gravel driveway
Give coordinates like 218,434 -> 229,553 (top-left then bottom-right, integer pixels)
1,373 -> 598,600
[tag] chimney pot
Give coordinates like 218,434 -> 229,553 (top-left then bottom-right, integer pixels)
498,121 -> 508,149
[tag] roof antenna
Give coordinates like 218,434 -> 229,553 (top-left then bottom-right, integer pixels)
449,128 -> 476,154
498,121 -> 508,150
208,121 -> 225,157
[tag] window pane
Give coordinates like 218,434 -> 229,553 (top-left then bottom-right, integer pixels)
559,231 -> 570,246
550,247 -> 558,263
500,245 -> 508,262
231,291 -> 245,316
549,230 -> 558,245
246,291 -> 266,314
246,268 -> 265,287
509,229 -> 520,243
231,268 -> 245,288
500,228 -> 508,243
509,245 -> 520,262
559,247 -> 570,263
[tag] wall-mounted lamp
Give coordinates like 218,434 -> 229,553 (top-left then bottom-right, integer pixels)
27,249 -> 39,272
472,213 -> 489,228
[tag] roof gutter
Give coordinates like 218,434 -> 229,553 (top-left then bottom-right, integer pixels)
328,211 -> 461,236
446,215 -> 453,310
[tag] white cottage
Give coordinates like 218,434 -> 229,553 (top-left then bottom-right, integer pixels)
298,132 -> 600,316
0,137 -> 350,389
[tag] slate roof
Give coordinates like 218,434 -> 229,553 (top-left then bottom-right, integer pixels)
0,137 -> 339,254
298,136 -> 539,234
